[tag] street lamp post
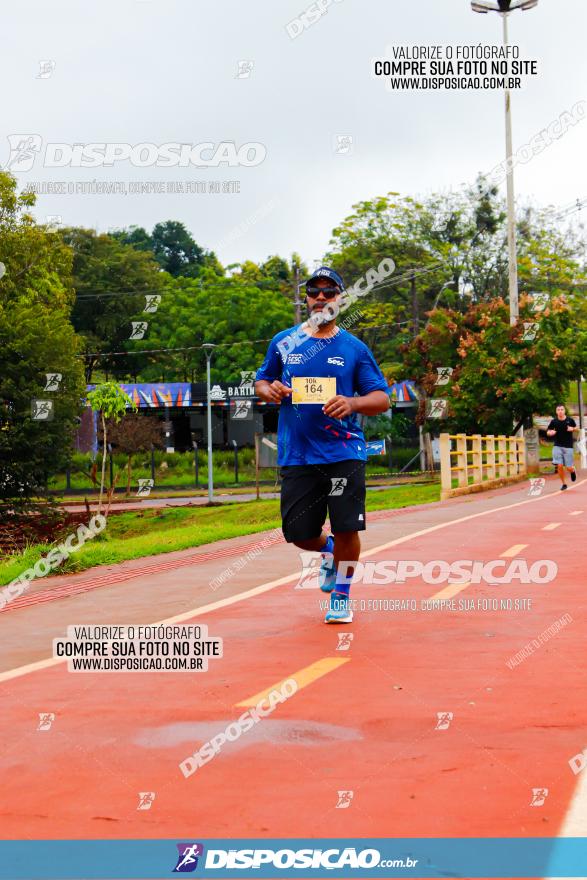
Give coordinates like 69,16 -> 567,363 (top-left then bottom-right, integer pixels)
471,0 -> 538,326
502,11 -> 518,326
202,344 -> 216,503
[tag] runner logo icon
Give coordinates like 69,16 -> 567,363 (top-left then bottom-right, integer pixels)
336,790 -> 354,808
329,477 -> 347,496
137,791 -> 155,810
295,552 -> 322,589
173,843 -> 204,872
37,712 -> 55,731
435,712 -> 453,730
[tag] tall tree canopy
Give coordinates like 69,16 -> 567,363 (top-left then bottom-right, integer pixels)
129,269 -> 295,385
63,227 -> 166,382
0,172 -> 86,515
403,294 -> 587,435
112,220 -> 222,277
325,180 -> 587,380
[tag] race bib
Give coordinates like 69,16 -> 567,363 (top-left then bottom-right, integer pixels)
291,376 -> 336,404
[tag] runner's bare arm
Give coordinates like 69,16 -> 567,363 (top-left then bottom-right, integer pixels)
255,379 -> 293,404
323,390 -> 389,419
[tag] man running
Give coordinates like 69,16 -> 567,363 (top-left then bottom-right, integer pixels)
546,404 -> 578,490
255,267 -> 389,623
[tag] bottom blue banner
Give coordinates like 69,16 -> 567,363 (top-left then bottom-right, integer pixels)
1,837 -> 587,879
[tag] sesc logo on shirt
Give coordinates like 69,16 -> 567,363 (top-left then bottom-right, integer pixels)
327,356 -> 345,367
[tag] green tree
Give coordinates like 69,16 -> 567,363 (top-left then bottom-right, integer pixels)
325,181 -> 587,373
110,225 -> 153,252
62,227 -> 166,382
403,295 -> 585,435
325,192 -> 463,366
87,382 -> 137,514
0,172 -> 86,519
228,253 -> 308,319
151,220 -> 221,277
131,271 -> 294,384
112,220 -> 223,278
105,412 -> 164,495
363,411 -> 410,441
261,255 -> 293,284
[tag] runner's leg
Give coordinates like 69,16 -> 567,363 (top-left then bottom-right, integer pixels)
333,530 -> 361,590
293,532 -> 330,552
324,461 -> 365,620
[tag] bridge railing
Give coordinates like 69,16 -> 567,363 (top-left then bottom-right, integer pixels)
439,432 -> 526,500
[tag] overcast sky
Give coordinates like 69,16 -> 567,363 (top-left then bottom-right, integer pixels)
2,0 -> 586,269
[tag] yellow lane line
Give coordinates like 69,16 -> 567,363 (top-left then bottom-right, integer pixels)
430,582 -> 472,601
500,544 -> 528,557
235,657 -> 350,707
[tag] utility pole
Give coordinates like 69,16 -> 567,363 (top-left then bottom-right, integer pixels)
411,272 -> 419,337
293,261 -> 302,324
502,11 -> 518,326
202,343 -> 216,504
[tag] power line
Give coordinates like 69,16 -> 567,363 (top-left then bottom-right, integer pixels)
78,269 -> 587,362
72,279 -> 289,299
81,338 -> 275,359
80,319 -> 416,361
543,198 -> 587,222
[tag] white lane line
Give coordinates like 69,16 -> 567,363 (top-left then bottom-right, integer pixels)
569,510 -> 583,516
0,574 -> 302,684
357,479 -> 586,561
1,477 -> 586,684
543,522 -> 562,531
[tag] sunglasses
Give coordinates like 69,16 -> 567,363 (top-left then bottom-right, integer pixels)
306,286 -> 340,300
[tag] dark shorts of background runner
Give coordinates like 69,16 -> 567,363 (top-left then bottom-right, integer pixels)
279,460 -> 366,543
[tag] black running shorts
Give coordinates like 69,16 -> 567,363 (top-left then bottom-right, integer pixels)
279,459 -> 366,543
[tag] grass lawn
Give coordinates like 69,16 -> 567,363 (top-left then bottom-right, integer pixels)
53,473 -> 434,505
0,482 -> 440,586
49,447 -> 421,494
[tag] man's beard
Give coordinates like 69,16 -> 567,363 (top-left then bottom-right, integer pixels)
307,303 -> 335,327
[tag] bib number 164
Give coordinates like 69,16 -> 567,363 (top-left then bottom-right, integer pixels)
291,376 -> 336,404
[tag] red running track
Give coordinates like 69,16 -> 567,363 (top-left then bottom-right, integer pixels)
0,481 -> 586,844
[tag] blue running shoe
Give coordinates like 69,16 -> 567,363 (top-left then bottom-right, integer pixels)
319,553 -> 337,593
324,591 -> 353,624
